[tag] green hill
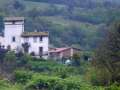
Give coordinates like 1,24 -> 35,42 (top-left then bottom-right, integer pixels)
0,0 -> 120,50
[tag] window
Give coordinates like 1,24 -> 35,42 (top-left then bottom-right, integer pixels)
24,37 -> 29,42
12,36 -> 16,42
33,37 -> 37,43
39,47 -> 43,58
39,36 -> 43,42
12,21 -> 15,24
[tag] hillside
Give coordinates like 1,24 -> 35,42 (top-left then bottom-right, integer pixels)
0,0 -> 120,50
0,1 -> 120,89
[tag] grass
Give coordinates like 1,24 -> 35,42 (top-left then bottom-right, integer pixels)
0,80 -> 22,90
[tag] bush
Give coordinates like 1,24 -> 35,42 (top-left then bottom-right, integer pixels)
86,66 -> 112,86
25,74 -> 82,90
25,74 -> 106,90
105,83 -> 120,90
72,53 -> 81,66
0,79 -> 22,90
28,60 -> 64,72
14,70 -> 33,84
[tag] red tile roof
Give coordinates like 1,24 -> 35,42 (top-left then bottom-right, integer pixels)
49,47 -> 81,53
49,47 -> 71,53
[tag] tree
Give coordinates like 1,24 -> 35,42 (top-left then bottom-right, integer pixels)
22,42 -> 30,53
72,53 -> 81,66
13,0 -> 25,10
0,51 -> 17,80
4,51 -> 17,71
92,22 -> 120,85
0,46 -> 8,76
4,0 -> 25,15
0,45 -> 7,60
0,16 -> 4,32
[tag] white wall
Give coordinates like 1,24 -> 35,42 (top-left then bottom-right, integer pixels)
4,21 -> 24,50
21,36 -> 49,59
0,36 -> 4,46
3,19 -> 49,59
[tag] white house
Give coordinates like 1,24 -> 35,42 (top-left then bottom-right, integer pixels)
21,32 -> 49,59
0,17 -> 49,59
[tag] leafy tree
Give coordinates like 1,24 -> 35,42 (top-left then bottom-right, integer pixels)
0,46 -> 8,77
0,16 -> 4,32
4,0 -> 25,15
7,0 -> 25,10
4,51 -> 17,72
0,51 -> 17,80
22,42 -> 30,53
0,46 -> 7,60
14,70 -> 32,84
27,8 -> 40,18
92,22 -> 120,85
72,53 -> 81,66
16,52 -> 28,67
13,0 -> 25,10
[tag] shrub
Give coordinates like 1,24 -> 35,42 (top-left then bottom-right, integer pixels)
72,53 -> 81,66
86,66 -> 112,86
25,74 -> 81,90
14,70 -> 33,84
0,79 -> 23,90
105,83 -> 120,90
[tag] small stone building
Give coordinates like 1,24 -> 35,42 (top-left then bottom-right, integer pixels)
49,47 -> 81,60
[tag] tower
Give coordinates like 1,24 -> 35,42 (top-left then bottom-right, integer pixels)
4,17 -> 24,50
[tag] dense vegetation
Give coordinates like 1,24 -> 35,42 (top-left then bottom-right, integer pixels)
0,47 -> 104,90
26,0 -> 120,9
0,47 -> 94,90
0,28 -> 120,90
0,0 -> 120,50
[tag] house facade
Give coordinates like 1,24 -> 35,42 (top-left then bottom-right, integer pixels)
21,32 -> 49,58
0,17 -> 49,59
49,47 -> 81,60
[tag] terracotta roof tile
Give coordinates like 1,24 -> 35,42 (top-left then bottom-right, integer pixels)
49,47 -> 70,53
49,47 -> 82,53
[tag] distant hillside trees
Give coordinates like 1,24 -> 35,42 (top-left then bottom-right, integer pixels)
5,0 -> 25,15
26,0 -> 120,8
0,0 -> 120,50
